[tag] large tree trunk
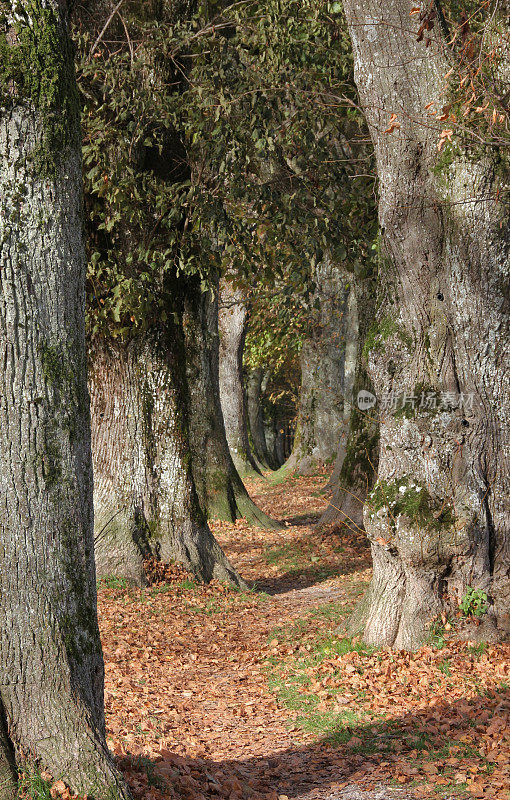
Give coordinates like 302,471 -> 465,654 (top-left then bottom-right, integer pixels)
0,3 -> 128,796
285,257 -> 349,475
90,326 -> 245,586
343,0 -> 510,647
218,280 -> 262,479
319,280 -> 379,530
183,284 -> 282,528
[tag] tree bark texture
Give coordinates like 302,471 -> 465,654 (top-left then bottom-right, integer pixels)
286,257 -> 350,475
343,0 -> 509,647
319,280 -> 379,531
0,2 -> 128,795
183,284 -> 282,528
218,280 -> 262,479
323,285 -> 360,488
90,328 -> 245,586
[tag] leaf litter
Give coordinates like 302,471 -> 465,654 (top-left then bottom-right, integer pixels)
90,471 -> 509,800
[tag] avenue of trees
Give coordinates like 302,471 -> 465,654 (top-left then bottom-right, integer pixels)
0,0 -> 508,795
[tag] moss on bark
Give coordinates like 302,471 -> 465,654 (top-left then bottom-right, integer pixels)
0,0 -> 80,174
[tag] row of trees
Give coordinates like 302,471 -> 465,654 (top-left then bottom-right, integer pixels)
0,0 -> 508,796
78,0 -> 372,585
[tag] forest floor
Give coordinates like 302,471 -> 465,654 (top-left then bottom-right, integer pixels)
97,471 -> 509,800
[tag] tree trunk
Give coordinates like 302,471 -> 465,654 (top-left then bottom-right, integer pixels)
247,367 -> 277,470
285,257 -> 349,475
319,280 -> 379,530
0,3 -> 128,795
183,284 -> 282,528
264,415 -> 279,468
275,423 -> 286,467
0,702 -> 17,800
343,0 -> 510,647
261,371 -> 285,469
90,327 -> 245,586
218,280 -> 262,479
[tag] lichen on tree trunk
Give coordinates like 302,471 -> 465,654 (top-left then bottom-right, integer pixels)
343,0 -> 510,648
0,2 -> 129,795
90,326 -> 246,587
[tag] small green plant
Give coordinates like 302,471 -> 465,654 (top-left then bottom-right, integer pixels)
98,575 -> 129,590
18,766 -> 54,800
427,616 -> 453,649
460,587 -> 489,618
136,756 -> 166,791
468,642 -> 487,659
177,578 -> 199,592
438,658 -> 451,676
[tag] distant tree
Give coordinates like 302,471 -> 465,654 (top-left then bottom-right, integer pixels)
183,277 -> 280,526
285,256 -> 351,476
218,279 -> 264,479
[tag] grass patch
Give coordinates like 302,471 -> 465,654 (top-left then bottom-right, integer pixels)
18,767 -> 53,800
185,588 -> 270,616
265,592 -> 504,797
98,575 -> 129,590
267,599 -> 380,748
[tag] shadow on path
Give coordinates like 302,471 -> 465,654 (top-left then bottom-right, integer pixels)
120,690 -> 509,800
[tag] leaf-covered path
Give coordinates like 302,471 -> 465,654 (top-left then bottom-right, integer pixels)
97,473 -> 509,800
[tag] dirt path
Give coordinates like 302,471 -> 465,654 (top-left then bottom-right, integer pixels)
97,472 -> 509,800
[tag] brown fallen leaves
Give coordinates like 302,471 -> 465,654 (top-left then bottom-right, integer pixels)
91,471 -> 509,800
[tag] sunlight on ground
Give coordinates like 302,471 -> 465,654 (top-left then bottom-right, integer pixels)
96,472 -> 510,800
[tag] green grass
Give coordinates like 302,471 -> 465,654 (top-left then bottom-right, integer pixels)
426,616 -> 456,649
263,540 -> 339,583
264,465 -> 295,485
468,642 -> 487,658
267,598 -> 380,750
438,658 -> 452,676
264,542 -> 304,568
176,578 -> 199,592
98,575 -> 129,590
184,587 -> 270,615
18,767 -> 54,800
265,595 -> 502,800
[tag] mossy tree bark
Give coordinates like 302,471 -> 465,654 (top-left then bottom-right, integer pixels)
0,2 -> 128,796
343,0 -> 509,648
218,279 -> 262,479
183,281 -> 282,529
77,0 -> 244,585
285,257 -> 350,475
90,325 -> 245,586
